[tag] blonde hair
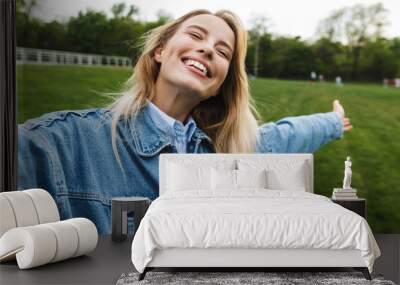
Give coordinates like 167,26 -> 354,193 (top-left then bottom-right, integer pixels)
109,9 -> 261,164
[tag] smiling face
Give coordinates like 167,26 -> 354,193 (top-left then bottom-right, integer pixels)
154,14 -> 235,100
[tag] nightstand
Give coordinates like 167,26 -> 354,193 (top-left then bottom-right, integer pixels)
111,197 -> 151,242
331,198 -> 366,218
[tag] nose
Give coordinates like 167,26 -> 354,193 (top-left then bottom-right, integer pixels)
197,42 -> 213,60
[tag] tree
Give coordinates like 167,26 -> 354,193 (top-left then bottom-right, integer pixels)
311,38 -> 344,79
249,15 -> 270,77
246,33 -> 272,77
16,0 -> 40,20
38,21 -> 67,50
267,37 -> 314,79
111,3 -> 126,19
316,3 -> 389,80
359,39 -> 398,80
16,0 -> 42,47
111,3 -> 139,19
389,37 -> 400,76
66,10 -> 110,54
126,5 -> 139,19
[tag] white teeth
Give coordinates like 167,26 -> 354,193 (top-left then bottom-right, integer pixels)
184,59 -> 208,76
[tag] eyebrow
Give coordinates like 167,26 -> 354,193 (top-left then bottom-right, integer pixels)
186,24 -> 233,53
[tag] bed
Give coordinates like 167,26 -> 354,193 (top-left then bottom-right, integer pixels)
131,154 -> 380,280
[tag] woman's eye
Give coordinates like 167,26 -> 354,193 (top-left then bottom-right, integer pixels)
189,32 -> 201,39
218,50 -> 228,58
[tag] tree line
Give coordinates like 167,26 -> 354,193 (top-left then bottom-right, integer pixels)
17,1 -> 400,82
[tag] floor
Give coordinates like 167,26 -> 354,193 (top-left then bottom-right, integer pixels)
374,234 -> 400,284
0,234 -> 398,284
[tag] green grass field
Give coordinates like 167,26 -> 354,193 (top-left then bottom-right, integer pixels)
17,65 -> 400,233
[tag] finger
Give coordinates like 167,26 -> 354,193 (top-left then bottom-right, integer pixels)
333,99 -> 340,109
344,125 -> 353,131
334,101 -> 344,112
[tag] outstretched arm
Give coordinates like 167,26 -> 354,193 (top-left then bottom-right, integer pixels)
255,100 -> 352,153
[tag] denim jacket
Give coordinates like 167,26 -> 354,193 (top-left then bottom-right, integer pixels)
18,103 -> 343,234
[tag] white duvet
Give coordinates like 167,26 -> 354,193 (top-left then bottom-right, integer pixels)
131,190 -> 380,273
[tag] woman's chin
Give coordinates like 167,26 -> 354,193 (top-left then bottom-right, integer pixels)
178,81 -> 209,97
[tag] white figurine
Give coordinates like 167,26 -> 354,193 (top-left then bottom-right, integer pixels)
343,156 -> 352,189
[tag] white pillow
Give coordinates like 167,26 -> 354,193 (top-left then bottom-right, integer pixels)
168,162 -> 211,191
237,159 -> 309,191
211,168 -> 236,190
236,169 -> 268,189
266,163 -> 307,191
211,168 -> 268,190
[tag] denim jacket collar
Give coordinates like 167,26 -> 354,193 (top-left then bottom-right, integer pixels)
128,103 -> 212,157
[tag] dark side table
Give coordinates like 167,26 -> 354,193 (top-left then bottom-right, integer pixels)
331,198 -> 366,218
112,197 -> 151,242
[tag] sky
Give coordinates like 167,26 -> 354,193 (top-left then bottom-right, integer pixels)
32,0 -> 400,41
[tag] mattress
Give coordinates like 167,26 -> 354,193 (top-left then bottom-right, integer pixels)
131,190 -> 380,273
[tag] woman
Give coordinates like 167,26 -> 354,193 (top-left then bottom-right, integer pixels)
18,9 -> 352,234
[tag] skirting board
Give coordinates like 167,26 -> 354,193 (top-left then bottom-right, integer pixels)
147,248 -> 366,267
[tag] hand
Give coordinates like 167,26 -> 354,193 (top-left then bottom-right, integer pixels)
333,100 -> 353,132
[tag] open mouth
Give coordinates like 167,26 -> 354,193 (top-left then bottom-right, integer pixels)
181,57 -> 212,78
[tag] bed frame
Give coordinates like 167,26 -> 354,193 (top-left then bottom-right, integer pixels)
138,154 -> 371,280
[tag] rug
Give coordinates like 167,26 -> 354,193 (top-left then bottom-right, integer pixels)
116,271 -> 396,285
